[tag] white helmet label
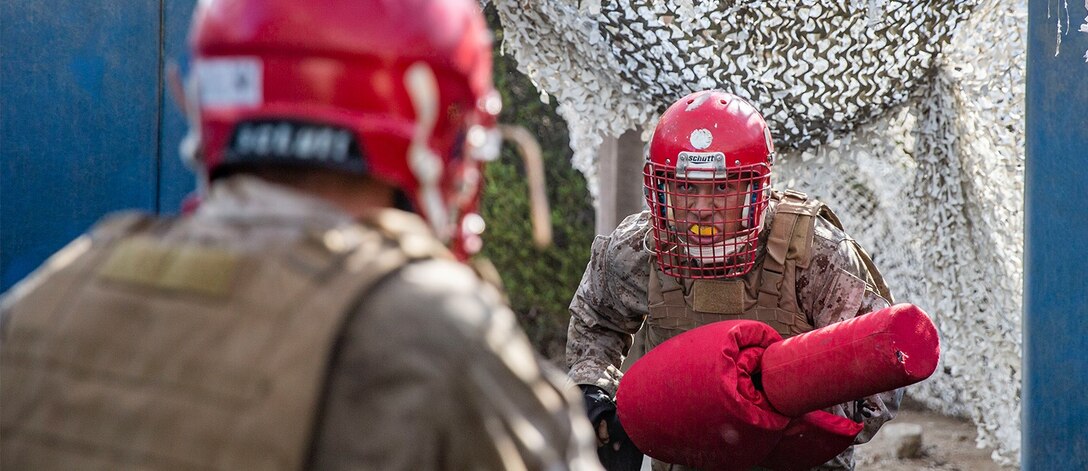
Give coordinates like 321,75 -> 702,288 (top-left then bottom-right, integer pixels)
689,128 -> 713,150
194,57 -> 262,109
676,151 -> 726,179
229,120 -> 358,164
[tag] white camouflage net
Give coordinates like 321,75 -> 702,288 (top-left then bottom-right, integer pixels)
495,0 -> 1026,465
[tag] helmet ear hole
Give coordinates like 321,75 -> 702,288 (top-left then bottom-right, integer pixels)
393,189 -> 414,212
741,181 -> 761,229
656,181 -> 668,218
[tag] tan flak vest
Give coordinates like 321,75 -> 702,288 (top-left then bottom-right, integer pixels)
626,191 -> 856,368
1,209 -> 453,471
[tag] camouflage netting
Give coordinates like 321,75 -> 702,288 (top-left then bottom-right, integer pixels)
494,0 -> 1026,465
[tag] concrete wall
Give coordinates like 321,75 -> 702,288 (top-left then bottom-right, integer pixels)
595,129 -> 646,235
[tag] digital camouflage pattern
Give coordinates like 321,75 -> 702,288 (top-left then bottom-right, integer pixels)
567,192 -> 900,470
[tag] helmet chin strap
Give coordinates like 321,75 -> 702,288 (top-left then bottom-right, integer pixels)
683,234 -> 749,261
405,62 -> 449,240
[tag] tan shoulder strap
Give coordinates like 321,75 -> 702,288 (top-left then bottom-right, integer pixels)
360,209 -> 455,261
804,201 -> 891,302
816,204 -> 846,232
88,211 -> 159,240
757,191 -> 821,309
848,239 -> 893,302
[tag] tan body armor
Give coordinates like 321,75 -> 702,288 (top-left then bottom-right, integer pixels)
1,210 -> 450,471
628,191 -> 844,366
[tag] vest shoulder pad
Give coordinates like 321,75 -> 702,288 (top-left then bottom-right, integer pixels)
87,211 -> 159,242
766,190 -> 846,269
358,209 -> 455,262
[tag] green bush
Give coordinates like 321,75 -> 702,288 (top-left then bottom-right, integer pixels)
480,7 -> 596,362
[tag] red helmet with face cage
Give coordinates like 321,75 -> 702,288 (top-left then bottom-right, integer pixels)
644,90 -> 775,279
184,0 -> 500,259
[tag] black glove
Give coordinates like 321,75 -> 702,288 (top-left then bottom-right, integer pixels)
580,385 -> 645,471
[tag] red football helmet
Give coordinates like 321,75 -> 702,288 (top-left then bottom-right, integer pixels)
644,90 -> 775,279
183,0 -> 501,258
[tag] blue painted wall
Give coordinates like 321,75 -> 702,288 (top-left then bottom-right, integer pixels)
1,0 -> 196,290
1024,2 -> 1088,469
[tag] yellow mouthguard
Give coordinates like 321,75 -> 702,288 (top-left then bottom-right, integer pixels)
689,224 -> 719,236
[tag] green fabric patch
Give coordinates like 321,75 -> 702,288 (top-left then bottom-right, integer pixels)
98,237 -> 238,297
691,279 -> 745,314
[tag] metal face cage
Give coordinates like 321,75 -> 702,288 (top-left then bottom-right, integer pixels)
644,158 -> 771,279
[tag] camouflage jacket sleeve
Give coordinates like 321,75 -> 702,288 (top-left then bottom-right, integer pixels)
311,259 -> 602,471
799,216 -> 902,470
566,212 -> 653,395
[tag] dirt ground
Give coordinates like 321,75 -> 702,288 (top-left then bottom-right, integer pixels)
854,398 -> 1017,471
630,396 -> 1017,470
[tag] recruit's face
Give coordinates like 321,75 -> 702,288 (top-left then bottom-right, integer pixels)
667,178 -> 747,246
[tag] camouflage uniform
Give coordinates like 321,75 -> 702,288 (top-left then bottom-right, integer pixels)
567,191 -> 901,471
2,176 -> 602,471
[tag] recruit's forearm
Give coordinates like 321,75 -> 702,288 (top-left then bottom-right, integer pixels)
566,300 -> 634,395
